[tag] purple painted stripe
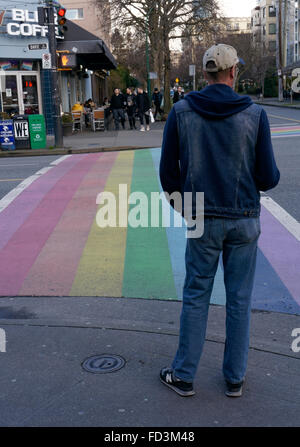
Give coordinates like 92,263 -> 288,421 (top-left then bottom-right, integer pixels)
0,154 -> 87,252
0,153 -> 98,296
19,151 -> 118,297
258,205 -> 300,306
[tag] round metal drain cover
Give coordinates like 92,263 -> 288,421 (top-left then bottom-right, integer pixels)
82,354 -> 126,374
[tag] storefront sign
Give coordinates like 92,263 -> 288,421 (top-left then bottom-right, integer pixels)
0,120 -> 16,150
2,8 -> 62,38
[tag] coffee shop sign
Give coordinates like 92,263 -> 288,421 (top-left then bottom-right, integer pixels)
4,9 -> 59,37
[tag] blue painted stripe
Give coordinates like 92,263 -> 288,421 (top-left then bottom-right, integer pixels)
151,148 -> 226,304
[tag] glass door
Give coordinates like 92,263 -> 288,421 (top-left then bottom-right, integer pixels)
20,74 -> 40,115
0,74 -> 20,117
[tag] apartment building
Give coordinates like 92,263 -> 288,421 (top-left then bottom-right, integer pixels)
251,0 -> 277,53
63,0 -> 111,48
223,17 -> 252,35
251,0 -> 295,65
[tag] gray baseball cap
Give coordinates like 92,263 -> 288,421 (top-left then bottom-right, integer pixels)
203,44 -> 244,72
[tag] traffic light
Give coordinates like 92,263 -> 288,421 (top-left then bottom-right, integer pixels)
56,6 -> 68,34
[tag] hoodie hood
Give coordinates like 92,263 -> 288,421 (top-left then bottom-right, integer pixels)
184,84 -> 252,120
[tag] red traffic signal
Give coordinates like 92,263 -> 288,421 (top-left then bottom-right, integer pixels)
58,8 -> 66,17
56,6 -> 67,28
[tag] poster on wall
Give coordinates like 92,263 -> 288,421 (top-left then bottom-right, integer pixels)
21,61 -> 33,71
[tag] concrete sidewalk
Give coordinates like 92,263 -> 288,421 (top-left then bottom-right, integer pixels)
0,122 -> 165,158
0,296 -> 299,427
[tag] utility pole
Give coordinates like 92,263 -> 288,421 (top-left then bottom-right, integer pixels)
277,0 -> 284,101
46,1 -> 63,147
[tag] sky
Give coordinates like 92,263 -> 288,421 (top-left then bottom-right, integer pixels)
219,0 -> 257,17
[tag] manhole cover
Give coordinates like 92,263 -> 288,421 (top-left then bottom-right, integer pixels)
82,354 -> 126,374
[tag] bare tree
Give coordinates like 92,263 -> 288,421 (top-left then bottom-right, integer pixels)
99,0 -> 221,114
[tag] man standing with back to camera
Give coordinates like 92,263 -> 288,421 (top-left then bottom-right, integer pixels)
159,44 -> 280,398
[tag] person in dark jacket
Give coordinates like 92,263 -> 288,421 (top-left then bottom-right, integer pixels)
110,88 -> 126,130
159,44 -> 280,399
125,87 -> 137,130
136,87 -> 151,131
173,86 -> 184,104
152,87 -> 163,120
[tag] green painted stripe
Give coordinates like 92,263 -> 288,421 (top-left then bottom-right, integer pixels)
122,149 -> 177,300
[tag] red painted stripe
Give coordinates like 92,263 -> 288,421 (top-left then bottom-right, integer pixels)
19,151 -> 118,296
0,153 -> 101,296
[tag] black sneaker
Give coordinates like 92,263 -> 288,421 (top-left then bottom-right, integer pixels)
160,367 -> 195,397
225,380 -> 244,397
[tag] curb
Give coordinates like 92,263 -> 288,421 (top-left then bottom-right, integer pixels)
255,101 -> 300,109
0,145 -> 155,158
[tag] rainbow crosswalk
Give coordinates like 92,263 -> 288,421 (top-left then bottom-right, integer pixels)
0,149 -> 299,315
271,125 -> 300,138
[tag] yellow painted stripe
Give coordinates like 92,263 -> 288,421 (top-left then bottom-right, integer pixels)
0,178 -> 25,182
70,150 -> 134,297
268,113 -> 300,124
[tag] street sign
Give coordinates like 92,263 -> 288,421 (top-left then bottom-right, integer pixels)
149,72 -> 158,80
28,43 -> 48,51
0,120 -> 15,151
28,115 -> 47,150
189,65 -> 196,76
42,53 -> 52,70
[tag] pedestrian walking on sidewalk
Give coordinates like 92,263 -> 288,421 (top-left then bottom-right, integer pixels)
110,88 -> 126,130
136,86 -> 151,131
159,44 -> 280,398
152,87 -> 163,120
126,87 -> 137,130
173,86 -> 184,104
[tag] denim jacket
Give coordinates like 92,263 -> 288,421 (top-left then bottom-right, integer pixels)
173,98 -> 264,218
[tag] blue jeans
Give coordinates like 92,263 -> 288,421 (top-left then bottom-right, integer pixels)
172,216 -> 261,384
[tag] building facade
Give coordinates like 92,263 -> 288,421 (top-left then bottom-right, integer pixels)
251,0 -> 295,65
0,0 -> 115,134
63,0 -> 111,48
223,17 -> 252,35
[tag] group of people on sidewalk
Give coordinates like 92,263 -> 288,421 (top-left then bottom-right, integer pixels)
106,86 -> 160,132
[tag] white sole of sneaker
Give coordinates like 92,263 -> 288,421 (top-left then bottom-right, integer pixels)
160,377 -> 195,397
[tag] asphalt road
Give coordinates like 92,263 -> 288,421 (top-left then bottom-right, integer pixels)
264,105 -> 300,221
0,156 -> 61,201
0,104 -> 299,222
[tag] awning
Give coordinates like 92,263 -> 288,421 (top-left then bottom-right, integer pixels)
57,21 -> 117,71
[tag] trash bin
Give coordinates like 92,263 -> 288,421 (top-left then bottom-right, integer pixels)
28,115 -> 46,150
13,115 -> 31,149
0,119 -> 16,151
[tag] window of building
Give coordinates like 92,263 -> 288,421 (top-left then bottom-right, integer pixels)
269,23 -> 276,34
263,25 -> 266,35
269,6 -> 276,17
269,40 -> 276,51
263,7 -> 266,18
234,23 -> 240,30
66,8 -> 84,20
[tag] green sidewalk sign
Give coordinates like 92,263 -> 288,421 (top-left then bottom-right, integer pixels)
28,115 -> 47,150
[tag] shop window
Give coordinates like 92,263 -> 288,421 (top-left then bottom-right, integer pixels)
66,8 -> 84,20
0,60 -> 37,71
